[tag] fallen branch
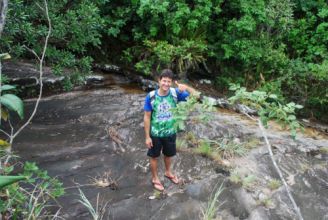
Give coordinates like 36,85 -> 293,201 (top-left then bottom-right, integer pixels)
241,111 -> 303,220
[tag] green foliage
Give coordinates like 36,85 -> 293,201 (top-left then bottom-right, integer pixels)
201,181 -> 224,220
229,170 -> 257,190
242,174 -> 257,190
0,175 -> 27,188
229,170 -> 242,184
281,59 -> 328,120
0,93 -> 24,119
77,188 -> 108,220
212,0 -> 293,80
229,84 -> 303,138
1,0 -> 106,87
1,0 -> 327,120
171,95 -> 214,131
213,138 -> 247,158
127,39 -> 208,76
267,179 -> 282,190
123,0 -> 220,77
195,139 -> 213,157
194,137 -> 247,160
0,159 -> 64,218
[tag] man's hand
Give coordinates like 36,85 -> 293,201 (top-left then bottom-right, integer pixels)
145,137 -> 153,149
175,80 -> 200,98
175,81 -> 188,92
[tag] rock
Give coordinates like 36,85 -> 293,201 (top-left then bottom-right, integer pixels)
232,188 -> 257,212
248,207 -> 269,220
216,98 -> 230,108
140,77 -> 158,91
234,104 -> 257,115
93,63 -> 122,74
85,75 -> 104,84
199,79 -> 212,84
202,96 -> 217,105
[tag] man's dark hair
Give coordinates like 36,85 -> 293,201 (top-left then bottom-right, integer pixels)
159,69 -> 174,80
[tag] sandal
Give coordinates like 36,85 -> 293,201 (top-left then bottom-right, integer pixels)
152,180 -> 164,191
164,174 -> 179,184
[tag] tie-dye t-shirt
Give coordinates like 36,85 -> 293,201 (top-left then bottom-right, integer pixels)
144,88 -> 189,137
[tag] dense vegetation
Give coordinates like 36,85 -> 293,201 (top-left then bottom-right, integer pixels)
1,0 -> 327,121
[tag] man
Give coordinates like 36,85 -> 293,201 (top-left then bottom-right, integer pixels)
144,69 -> 197,191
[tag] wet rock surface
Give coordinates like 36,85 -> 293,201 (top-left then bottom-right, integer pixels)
11,73 -> 328,220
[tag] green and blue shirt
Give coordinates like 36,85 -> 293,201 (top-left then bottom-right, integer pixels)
144,88 -> 189,137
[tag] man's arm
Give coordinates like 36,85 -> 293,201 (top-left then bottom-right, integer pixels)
175,81 -> 200,98
144,111 -> 153,148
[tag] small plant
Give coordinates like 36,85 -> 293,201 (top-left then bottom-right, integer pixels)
195,140 -> 213,158
229,170 -> 242,184
77,188 -> 109,220
176,138 -> 187,150
207,138 -> 247,159
0,159 -> 64,219
185,132 -> 198,146
242,175 -> 257,190
201,182 -> 224,220
268,179 -> 282,190
259,197 -> 274,209
171,95 -> 214,132
244,137 -> 261,149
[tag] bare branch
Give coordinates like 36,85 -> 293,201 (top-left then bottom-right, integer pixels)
258,120 -> 304,220
0,128 -> 10,137
23,45 -> 41,61
10,0 -> 52,143
240,108 -> 304,220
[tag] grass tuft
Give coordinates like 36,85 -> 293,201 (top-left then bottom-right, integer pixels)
201,182 -> 225,220
77,188 -> 109,220
267,179 -> 281,190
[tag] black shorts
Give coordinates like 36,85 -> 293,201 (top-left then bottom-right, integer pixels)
147,134 -> 176,158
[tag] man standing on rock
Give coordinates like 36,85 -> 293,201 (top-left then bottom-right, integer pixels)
144,69 -> 197,191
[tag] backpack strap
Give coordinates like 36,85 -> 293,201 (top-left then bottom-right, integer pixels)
149,90 -> 156,109
170,88 -> 178,104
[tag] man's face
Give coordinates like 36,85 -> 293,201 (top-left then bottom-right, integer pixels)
158,77 -> 172,92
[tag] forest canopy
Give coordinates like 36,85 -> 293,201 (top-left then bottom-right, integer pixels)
1,0 -> 327,120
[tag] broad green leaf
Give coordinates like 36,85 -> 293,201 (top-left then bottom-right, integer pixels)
288,115 -> 296,121
0,94 -> 24,119
0,175 -> 27,188
0,85 -> 16,91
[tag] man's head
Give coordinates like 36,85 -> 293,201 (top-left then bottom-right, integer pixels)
158,69 -> 174,93
159,69 -> 174,80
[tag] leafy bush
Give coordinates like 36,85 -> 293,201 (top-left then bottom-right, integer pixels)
1,0 -> 106,86
281,59 -> 328,121
0,157 -> 64,219
229,84 -> 303,138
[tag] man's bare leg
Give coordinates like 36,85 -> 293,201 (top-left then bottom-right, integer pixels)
150,157 -> 160,181
164,156 -> 179,184
164,156 -> 172,176
150,157 -> 164,190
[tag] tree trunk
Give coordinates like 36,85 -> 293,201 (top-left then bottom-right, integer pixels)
0,0 -> 8,36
